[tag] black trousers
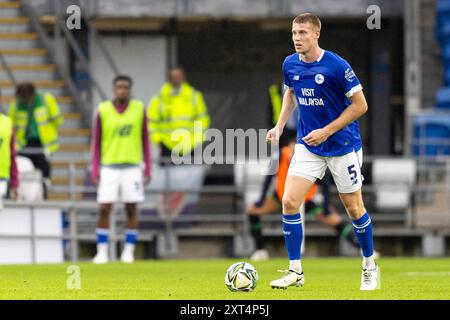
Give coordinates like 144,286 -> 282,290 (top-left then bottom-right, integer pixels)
160,144 -> 198,166
18,139 -> 51,198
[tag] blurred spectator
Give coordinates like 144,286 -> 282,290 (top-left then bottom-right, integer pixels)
268,82 -> 298,148
0,92 -> 19,208
148,66 -> 210,162
146,66 -> 210,226
8,83 -> 63,198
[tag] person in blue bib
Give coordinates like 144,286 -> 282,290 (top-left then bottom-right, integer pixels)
267,13 -> 380,291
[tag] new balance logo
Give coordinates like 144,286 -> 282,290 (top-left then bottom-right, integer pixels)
283,231 -> 291,236
293,75 -> 300,80
114,124 -> 133,137
356,229 -> 366,234
352,179 -> 359,185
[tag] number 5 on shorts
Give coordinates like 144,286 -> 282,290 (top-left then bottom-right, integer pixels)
347,164 -> 358,182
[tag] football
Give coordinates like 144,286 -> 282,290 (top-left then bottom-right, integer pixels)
225,262 -> 258,292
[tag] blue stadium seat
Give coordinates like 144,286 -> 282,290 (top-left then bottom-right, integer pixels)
441,22 -> 450,43
437,0 -> 450,43
443,41 -> 450,63
437,0 -> 450,16
413,113 -> 450,156
436,87 -> 450,109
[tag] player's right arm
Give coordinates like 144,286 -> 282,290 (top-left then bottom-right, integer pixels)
266,88 -> 296,145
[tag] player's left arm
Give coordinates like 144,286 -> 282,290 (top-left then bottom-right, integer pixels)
302,90 -> 368,147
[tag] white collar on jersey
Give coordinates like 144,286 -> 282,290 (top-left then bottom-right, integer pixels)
299,49 -> 325,63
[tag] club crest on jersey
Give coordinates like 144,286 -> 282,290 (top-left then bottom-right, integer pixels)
345,68 -> 356,82
315,74 -> 324,84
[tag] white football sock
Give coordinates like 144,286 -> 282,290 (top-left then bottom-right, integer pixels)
363,255 -> 376,270
289,260 -> 302,274
97,243 -> 108,256
122,243 -> 135,255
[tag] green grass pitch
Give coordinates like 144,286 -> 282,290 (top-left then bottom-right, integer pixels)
1,258 -> 449,299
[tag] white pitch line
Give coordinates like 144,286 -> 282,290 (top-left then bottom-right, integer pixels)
405,272 -> 450,276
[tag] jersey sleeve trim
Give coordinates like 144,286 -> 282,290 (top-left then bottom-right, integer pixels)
345,84 -> 363,98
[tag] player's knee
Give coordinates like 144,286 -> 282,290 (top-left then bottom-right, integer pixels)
247,205 -> 257,215
282,195 -> 301,214
343,202 -> 365,219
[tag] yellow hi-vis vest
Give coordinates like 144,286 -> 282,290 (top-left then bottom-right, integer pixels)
0,114 -> 13,179
147,82 -> 210,155
8,92 -> 63,154
269,84 -> 282,125
98,99 -> 144,165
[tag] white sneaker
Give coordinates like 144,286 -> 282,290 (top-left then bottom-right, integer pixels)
92,252 -> 109,264
250,249 -> 269,261
360,265 -> 381,291
270,269 -> 304,289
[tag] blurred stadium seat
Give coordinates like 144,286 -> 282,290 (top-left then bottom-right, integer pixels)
372,159 -> 416,211
436,0 -> 450,43
435,87 -> 450,109
16,155 -> 43,201
446,68 -> 450,86
413,113 -> 450,155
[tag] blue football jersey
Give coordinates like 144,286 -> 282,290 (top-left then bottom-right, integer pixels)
283,50 -> 363,156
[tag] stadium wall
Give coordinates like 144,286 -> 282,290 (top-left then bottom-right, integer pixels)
90,34 -> 167,108
420,0 -> 444,108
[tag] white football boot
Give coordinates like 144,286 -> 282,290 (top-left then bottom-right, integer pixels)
360,265 -> 381,291
270,269 -> 304,289
250,249 -> 269,261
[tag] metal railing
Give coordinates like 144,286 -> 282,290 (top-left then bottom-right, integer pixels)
3,154 -> 450,261
13,153 -> 450,217
0,52 -> 17,85
52,1 -> 108,101
20,0 -> 87,118
0,52 -> 17,113
50,0 -> 121,96
20,0 -> 120,126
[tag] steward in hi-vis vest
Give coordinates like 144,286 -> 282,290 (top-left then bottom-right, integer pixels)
9,88 -> 63,154
0,113 -> 19,206
8,82 -> 62,198
148,66 -> 210,160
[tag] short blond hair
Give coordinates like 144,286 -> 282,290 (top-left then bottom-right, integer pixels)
293,13 -> 321,31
